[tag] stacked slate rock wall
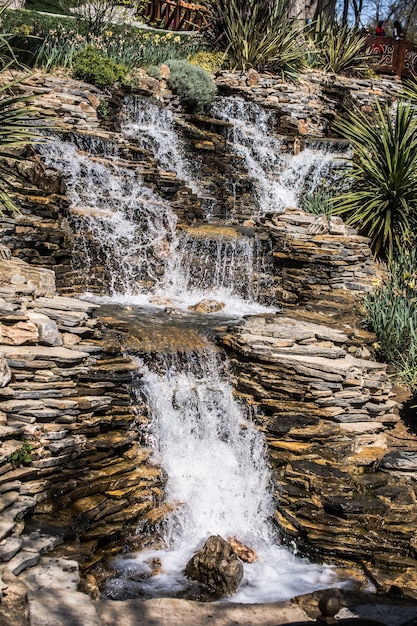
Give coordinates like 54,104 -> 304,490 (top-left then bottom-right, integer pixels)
218,211 -> 417,594
0,251 -> 164,601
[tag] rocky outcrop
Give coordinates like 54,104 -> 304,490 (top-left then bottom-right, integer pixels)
219,310 -> 417,593
215,69 -> 402,138
0,253 -> 164,610
259,207 -> 377,311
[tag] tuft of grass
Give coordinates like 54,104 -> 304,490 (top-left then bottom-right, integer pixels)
305,15 -> 371,75
364,249 -> 417,393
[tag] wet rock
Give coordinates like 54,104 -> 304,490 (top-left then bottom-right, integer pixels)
188,300 -> 225,313
228,537 -> 257,563
185,535 -> 243,597
380,451 -> 417,471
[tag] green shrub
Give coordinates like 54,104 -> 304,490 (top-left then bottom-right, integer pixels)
166,59 -> 216,114
8,441 -> 33,467
73,45 -> 127,86
332,100 -> 417,260
305,15 -> 370,75
364,249 -> 417,393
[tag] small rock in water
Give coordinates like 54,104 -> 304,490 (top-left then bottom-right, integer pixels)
188,300 -> 225,314
184,535 -> 243,598
228,537 -> 257,563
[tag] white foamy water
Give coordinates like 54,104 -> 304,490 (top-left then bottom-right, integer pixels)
38,138 -> 272,316
106,352 -> 339,603
212,97 -> 342,213
122,96 -> 199,194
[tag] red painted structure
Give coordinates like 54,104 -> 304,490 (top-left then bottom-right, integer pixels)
367,36 -> 417,77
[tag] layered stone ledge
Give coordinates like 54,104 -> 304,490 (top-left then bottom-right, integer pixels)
0,255 -> 164,619
219,311 -> 417,593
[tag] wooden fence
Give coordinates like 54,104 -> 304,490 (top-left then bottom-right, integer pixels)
142,0 -> 208,31
367,36 -> 417,77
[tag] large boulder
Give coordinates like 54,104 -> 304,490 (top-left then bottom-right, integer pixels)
184,535 -> 243,598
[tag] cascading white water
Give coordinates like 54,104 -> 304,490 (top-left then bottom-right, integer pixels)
165,231 -> 260,304
39,138 -> 270,315
212,97 -> 343,213
39,103 -> 346,605
106,350 -> 339,603
39,139 -> 178,297
122,96 -> 199,195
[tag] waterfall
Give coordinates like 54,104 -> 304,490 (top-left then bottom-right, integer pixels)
105,350 -> 338,603
122,96 -> 198,194
39,137 -> 270,315
212,96 -> 343,214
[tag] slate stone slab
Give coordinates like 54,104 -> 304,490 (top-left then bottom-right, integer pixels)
380,451 -> 417,471
28,589 -> 101,626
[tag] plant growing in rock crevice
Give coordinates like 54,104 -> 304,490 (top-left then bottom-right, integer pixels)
166,59 -> 216,114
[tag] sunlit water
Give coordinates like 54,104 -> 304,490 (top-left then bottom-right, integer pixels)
38,110 -> 347,603
105,351 -> 339,603
38,138 -> 272,317
212,96 -> 344,214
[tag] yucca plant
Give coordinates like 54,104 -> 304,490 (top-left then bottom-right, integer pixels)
332,100 -> 417,260
203,0 -> 304,80
305,14 -> 370,75
402,77 -> 417,106
301,189 -> 337,216
0,80 -> 46,214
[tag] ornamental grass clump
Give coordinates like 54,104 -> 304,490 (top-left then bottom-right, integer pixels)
166,60 -> 216,114
364,249 -> 417,393
73,45 -> 127,86
305,14 -> 370,75
203,0 -> 304,80
332,100 -> 417,260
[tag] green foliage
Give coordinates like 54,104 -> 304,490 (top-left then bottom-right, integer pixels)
1,10 -> 202,71
305,14 -> 370,75
166,59 -> 216,114
188,50 -> 224,72
332,100 -> 417,260
203,0 -> 304,80
8,441 -> 33,467
364,249 -> 417,393
97,98 -> 109,118
301,189 -> 336,216
402,77 -> 417,106
73,45 -> 127,86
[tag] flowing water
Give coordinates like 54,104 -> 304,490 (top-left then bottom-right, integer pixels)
39,103 -> 345,603
39,138 -> 270,316
105,350 -> 339,603
212,96 -> 344,214
122,96 -> 199,195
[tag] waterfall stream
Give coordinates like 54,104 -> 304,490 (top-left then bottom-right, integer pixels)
105,350 -> 338,603
39,138 -> 270,316
38,101 -> 345,603
212,97 -> 344,214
